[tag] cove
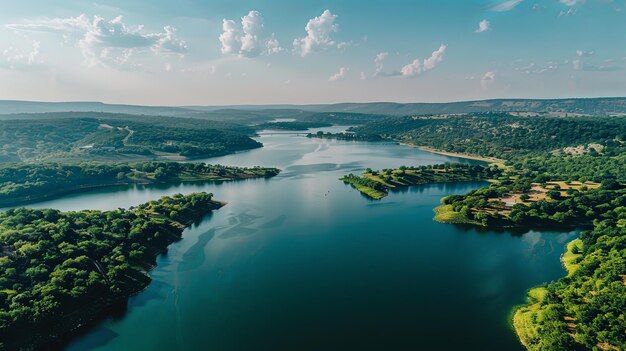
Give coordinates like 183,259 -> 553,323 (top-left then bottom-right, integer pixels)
22,127 -> 576,351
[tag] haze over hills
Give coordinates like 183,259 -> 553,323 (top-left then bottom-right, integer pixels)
2,97 -> 626,117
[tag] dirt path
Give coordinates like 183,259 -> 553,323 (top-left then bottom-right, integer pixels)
122,126 -> 134,144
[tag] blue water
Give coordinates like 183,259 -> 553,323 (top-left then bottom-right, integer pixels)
26,128 -> 575,351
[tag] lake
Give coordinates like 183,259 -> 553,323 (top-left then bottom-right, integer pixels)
26,127 -> 576,351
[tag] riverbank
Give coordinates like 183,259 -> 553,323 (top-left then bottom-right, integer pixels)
400,143 -> 507,168
512,237 -> 583,350
0,163 -> 280,208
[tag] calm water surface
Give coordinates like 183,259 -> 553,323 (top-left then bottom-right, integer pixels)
26,127 -> 575,351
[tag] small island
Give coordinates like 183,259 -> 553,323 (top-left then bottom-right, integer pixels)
0,192 -> 222,350
340,163 -> 503,200
0,162 -> 280,207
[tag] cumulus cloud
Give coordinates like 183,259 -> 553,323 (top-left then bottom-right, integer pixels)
487,0 -> 524,12
219,19 -> 239,54
481,71 -> 496,89
401,59 -> 422,77
423,44 -> 447,70
374,52 -> 388,76
400,44 -> 447,77
476,20 -> 491,33
293,10 -> 339,56
219,11 -> 283,58
6,14 -> 187,67
329,67 -> 347,81
2,40 -> 42,70
265,34 -> 283,54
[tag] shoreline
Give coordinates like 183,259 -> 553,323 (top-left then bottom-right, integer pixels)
400,142 -> 506,167
5,196 -> 224,350
0,169 -> 280,209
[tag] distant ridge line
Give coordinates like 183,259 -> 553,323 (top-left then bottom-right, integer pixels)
1,97 -> 626,116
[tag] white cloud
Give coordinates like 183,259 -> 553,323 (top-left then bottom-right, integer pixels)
559,8 -> 577,16
423,44 -> 447,71
374,52 -> 388,76
155,26 -> 187,54
400,44 -> 447,77
293,10 -> 339,57
481,71 -> 496,89
401,59 -> 422,77
6,14 -> 187,67
573,55 -> 620,71
560,0 -> 585,6
2,40 -> 42,70
6,14 -> 90,33
219,11 -> 282,58
329,67 -> 347,81
487,0 -> 524,12
219,19 -> 240,54
240,10 -> 264,57
515,62 -> 560,74
360,71 -> 366,80
265,34 -> 284,54
476,20 -> 491,33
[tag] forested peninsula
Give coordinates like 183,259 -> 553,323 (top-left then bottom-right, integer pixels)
341,163 -> 502,200
340,113 -> 626,350
0,193 -> 221,350
0,162 -> 280,207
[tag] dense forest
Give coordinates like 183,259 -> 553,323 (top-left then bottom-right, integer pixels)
0,162 -> 280,207
341,163 -> 502,199
0,193 -> 221,350
351,114 -> 626,160
506,186 -> 626,351
0,116 -> 262,163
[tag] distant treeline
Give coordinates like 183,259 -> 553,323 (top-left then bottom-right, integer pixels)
0,162 -> 280,207
255,121 -> 332,131
307,131 -> 383,141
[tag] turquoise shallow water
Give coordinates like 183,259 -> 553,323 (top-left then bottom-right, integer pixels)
24,128 -> 575,351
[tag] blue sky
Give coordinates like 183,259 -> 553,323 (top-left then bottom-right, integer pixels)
1,0 -> 625,105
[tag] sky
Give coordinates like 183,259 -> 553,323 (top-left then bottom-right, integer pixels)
1,0 -> 625,105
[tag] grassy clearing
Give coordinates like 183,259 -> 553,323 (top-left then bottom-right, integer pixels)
344,181 -> 387,200
513,287 -> 550,350
411,145 -> 507,168
562,239 -> 583,276
433,205 -> 481,225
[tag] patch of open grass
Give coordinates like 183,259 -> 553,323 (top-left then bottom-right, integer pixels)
562,239 -> 583,276
433,205 -> 481,225
340,177 -> 387,200
513,287 -> 549,349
